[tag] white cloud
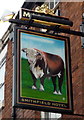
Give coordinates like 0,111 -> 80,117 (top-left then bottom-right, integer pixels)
23,35 -> 55,44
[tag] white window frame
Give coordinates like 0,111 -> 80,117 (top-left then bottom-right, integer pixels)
48,0 -> 60,16
80,24 -> 84,48
0,44 -> 8,109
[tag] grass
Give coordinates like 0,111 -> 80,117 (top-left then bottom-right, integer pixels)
20,58 -> 68,103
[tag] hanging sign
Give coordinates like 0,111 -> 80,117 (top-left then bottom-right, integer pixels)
14,27 -> 73,114
19,8 -> 73,29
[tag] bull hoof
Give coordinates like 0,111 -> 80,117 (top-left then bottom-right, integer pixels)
53,91 -> 58,95
40,87 -> 44,91
32,85 -> 37,90
40,84 -> 44,91
58,91 -> 62,95
40,89 -> 44,91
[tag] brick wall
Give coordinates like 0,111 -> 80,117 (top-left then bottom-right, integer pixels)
60,2 -> 84,118
15,108 -> 41,118
2,40 -> 41,119
2,40 -> 13,118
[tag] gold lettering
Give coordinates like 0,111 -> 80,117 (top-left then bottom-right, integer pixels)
52,103 -> 67,107
33,100 -> 37,103
21,98 -> 24,102
23,11 -> 30,18
47,102 -> 51,106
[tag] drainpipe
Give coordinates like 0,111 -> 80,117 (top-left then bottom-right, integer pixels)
12,107 -> 16,120
9,27 -> 17,120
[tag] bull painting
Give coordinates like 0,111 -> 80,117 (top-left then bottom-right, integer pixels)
22,48 -> 64,95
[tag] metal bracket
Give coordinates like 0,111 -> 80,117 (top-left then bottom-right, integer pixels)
46,25 -> 60,34
27,19 -> 34,28
9,19 -> 84,37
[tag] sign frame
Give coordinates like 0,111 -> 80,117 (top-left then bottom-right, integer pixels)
14,26 -> 73,114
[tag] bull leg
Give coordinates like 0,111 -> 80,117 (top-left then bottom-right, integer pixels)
52,76 -> 57,94
58,73 -> 64,95
30,70 -> 37,90
40,77 -> 45,91
32,79 -> 37,90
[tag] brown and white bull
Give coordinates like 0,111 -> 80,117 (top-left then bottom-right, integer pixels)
22,48 -> 64,95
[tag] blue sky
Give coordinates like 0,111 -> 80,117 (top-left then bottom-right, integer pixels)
21,32 -> 66,64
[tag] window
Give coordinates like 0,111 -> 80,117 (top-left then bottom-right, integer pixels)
47,0 -> 60,16
41,0 -> 60,33
80,23 -> 84,48
0,44 -> 7,109
41,112 -> 62,119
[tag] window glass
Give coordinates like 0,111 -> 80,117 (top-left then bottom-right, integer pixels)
49,112 -> 62,119
41,112 -> 62,119
47,0 -> 60,15
50,2 -> 54,9
0,45 -> 7,108
0,63 -> 5,105
80,24 -> 84,48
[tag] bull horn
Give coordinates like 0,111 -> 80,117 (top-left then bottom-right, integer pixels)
22,48 -> 27,52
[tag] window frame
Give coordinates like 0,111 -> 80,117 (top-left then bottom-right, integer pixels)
0,44 -> 8,109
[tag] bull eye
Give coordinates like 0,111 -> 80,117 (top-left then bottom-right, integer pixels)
36,52 -> 41,56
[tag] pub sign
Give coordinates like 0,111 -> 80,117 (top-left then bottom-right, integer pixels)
14,27 -> 73,114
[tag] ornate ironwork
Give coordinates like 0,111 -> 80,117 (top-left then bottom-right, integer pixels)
35,4 -> 54,15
